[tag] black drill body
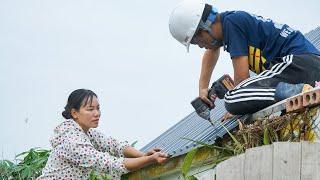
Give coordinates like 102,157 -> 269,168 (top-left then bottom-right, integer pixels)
191,74 -> 234,121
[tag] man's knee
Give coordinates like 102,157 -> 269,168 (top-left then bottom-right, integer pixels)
224,101 -> 249,115
224,87 -> 276,115
224,100 -> 273,115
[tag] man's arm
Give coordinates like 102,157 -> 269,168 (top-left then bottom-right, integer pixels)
199,48 -> 220,106
232,56 -> 250,86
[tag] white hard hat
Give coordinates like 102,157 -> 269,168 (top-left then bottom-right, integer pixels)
169,0 -> 206,52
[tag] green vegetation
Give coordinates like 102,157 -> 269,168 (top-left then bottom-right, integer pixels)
0,148 -> 110,180
181,148 -> 198,179
0,140 -> 140,180
89,171 -> 110,180
0,148 -> 50,180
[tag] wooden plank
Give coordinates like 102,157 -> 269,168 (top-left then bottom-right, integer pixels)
216,154 -> 244,180
244,145 -> 273,180
193,168 -> 215,180
301,141 -> 320,180
272,142 -> 301,180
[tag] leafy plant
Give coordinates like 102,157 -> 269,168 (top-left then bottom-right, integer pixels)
0,159 -> 15,180
89,170 -> 110,180
0,148 -> 50,179
0,148 -> 117,180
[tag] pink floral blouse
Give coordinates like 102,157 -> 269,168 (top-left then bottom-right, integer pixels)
38,120 -> 129,179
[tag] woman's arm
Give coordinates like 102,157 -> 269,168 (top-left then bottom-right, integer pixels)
123,146 -> 144,158
123,146 -> 162,158
88,129 -> 130,157
123,151 -> 168,171
61,141 -> 169,177
61,141 -> 129,177
88,129 -> 164,159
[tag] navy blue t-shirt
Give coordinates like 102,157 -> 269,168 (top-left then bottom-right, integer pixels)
220,11 -> 320,74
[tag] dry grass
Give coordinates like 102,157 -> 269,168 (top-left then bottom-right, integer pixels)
219,107 -> 320,153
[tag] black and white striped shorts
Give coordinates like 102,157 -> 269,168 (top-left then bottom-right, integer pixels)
224,54 -> 320,115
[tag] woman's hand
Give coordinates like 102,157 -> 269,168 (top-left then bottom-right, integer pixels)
123,150 -> 170,171
150,152 -> 169,164
144,148 -> 161,156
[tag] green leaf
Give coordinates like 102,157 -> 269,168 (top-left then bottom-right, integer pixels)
21,166 -> 30,179
181,148 -> 198,178
0,160 -> 15,179
131,141 -> 138,147
13,165 -> 25,172
181,138 -> 234,153
263,127 -> 270,145
89,170 -> 98,180
185,175 -> 198,180
0,160 -> 15,168
220,122 -> 241,146
102,174 -> 110,180
15,151 -> 30,159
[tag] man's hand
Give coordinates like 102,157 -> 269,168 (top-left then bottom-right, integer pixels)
199,88 -> 217,107
221,112 -> 234,122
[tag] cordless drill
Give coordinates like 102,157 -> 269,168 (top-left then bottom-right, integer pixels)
191,74 -> 234,122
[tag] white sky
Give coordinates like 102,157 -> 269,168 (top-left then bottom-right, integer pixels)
1,0 -> 319,160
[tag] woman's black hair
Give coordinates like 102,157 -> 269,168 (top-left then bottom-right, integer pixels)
62,89 -> 98,119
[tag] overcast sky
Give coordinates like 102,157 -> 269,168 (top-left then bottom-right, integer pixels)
1,0 -> 319,160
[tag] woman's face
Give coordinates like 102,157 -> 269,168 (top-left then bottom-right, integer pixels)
72,96 -> 101,132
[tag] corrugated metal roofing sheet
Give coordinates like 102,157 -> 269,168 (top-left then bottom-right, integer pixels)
140,98 -> 248,157
140,27 -> 320,157
305,27 -> 320,50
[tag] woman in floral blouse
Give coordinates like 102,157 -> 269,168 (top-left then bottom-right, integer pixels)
38,89 -> 168,179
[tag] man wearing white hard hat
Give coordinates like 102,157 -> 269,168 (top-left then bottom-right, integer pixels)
169,0 -> 320,115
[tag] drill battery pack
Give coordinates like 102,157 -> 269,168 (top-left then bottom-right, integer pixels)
209,74 -> 235,99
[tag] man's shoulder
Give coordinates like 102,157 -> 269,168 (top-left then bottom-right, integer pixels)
221,11 -> 252,25
221,11 -> 250,19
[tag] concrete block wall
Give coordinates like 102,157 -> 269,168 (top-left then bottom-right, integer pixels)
286,89 -> 320,113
